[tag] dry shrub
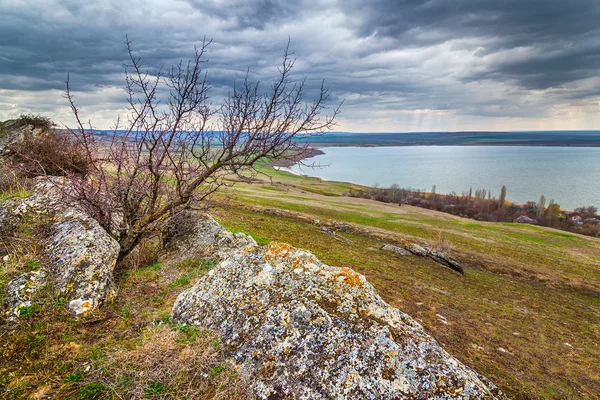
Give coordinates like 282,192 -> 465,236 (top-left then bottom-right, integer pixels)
0,163 -> 29,194
83,324 -> 248,399
117,237 -> 162,272
8,129 -> 90,177
431,230 -> 455,255
12,113 -> 54,131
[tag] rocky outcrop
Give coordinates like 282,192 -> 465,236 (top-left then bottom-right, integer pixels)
405,243 -> 464,274
172,242 -> 505,399
162,210 -> 256,261
380,243 -> 411,256
1,179 -> 119,317
0,119 -> 45,156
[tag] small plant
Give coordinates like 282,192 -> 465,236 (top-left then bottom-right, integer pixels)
54,298 -> 67,311
63,372 -> 83,383
143,381 -> 165,397
210,366 -> 223,378
431,230 -> 455,254
78,382 -> 103,399
160,313 -> 170,324
19,305 -> 37,317
169,275 -> 190,288
176,258 -> 202,270
89,345 -> 105,360
146,262 -> 162,270
25,260 -> 40,270
121,305 -> 132,321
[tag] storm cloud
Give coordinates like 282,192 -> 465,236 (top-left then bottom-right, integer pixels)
1,0 -> 599,131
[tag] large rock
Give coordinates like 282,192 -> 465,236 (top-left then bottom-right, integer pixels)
172,242 -> 505,399
2,179 -> 119,317
0,119 -> 45,156
162,210 -> 256,261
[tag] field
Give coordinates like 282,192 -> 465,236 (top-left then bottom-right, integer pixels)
211,163 -> 600,399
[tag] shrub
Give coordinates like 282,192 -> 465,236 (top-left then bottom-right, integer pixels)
12,114 -> 54,131
8,129 -> 90,177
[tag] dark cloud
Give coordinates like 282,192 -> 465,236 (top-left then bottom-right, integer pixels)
0,0 -> 599,130
342,0 -> 600,90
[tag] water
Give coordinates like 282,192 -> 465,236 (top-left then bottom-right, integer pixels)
292,146 -> 600,210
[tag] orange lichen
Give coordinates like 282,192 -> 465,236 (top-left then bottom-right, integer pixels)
339,267 -> 363,288
264,242 -> 295,261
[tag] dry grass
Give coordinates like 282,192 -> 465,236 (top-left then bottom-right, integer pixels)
431,230 -> 456,254
58,324 -> 248,400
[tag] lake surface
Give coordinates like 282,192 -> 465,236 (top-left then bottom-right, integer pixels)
292,146 -> 600,210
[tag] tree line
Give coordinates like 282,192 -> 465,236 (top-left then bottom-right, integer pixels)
348,184 -> 600,237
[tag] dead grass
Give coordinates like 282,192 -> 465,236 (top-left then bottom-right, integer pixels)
70,324 -> 248,400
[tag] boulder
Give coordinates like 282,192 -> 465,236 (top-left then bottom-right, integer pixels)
1,179 -> 119,316
162,210 -> 256,261
0,119 -> 45,156
381,243 -> 411,256
172,242 -> 505,399
406,243 -> 463,274
4,270 -> 49,320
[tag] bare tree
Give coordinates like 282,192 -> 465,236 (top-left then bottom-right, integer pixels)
64,38 -> 340,261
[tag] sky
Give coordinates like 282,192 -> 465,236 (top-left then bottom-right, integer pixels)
1,0 -> 599,132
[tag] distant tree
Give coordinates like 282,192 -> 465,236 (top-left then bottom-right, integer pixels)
468,187 -> 472,204
498,185 -> 507,210
431,185 -> 436,201
574,206 -> 598,219
537,195 -> 546,217
61,38 -> 340,261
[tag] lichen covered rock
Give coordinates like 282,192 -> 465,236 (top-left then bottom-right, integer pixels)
172,242 -> 505,399
1,179 -> 119,316
45,208 -> 120,315
163,210 -> 256,261
381,243 -> 411,256
4,270 -> 49,319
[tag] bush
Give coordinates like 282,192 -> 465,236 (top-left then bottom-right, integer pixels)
12,114 -> 54,131
8,129 -> 90,177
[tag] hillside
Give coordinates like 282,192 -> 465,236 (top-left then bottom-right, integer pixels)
211,164 -> 600,399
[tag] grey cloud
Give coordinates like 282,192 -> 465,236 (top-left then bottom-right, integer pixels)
0,0 -> 599,129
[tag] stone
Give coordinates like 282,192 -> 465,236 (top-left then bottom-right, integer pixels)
162,210 -> 256,261
4,270 -> 49,320
1,178 -> 119,317
0,119 -> 45,156
381,243 -> 411,256
172,242 -> 506,399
